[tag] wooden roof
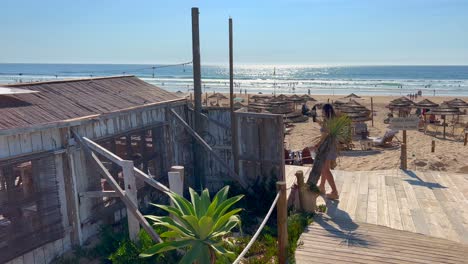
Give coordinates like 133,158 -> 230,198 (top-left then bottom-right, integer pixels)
0,76 -> 180,131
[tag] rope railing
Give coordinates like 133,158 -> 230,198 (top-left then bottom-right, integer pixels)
232,191 -> 281,264
233,181 -> 288,264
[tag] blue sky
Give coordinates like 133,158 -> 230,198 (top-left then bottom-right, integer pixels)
1,0 -> 467,65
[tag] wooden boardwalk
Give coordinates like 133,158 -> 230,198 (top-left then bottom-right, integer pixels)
296,216 -> 468,264
285,166 -> 468,263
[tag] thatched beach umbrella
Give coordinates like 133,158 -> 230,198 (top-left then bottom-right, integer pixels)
276,94 -> 288,100
387,99 -> 412,117
427,103 -> 463,139
446,98 -> 468,108
415,99 -> 438,109
345,93 -> 361,99
339,99 -> 370,114
391,97 -> 414,105
207,92 -> 227,105
300,94 -> 317,102
333,100 -> 347,105
208,92 -> 227,100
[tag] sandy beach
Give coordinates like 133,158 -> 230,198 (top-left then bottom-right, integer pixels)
201,93 -> 468,174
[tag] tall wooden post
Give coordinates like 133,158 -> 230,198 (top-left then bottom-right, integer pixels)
371,97 -> 374,127
431,139 -> 436,152
295,170 -> 305,212
400,143 -> 407,170
276,181 -> 288,264
464,131 -> 467,146
401,130 -> 407,170
192,7 -> 203,190
229,17 -> 239,174
122,160 -> 139,241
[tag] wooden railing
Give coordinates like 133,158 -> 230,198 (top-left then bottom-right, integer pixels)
72,130 -> 177,242
73,123 -> 289,263
233,181 -> 288,264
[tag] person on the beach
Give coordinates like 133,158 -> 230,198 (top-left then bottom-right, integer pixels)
311,105 -> 317,122
316,103 -> 339,200
302,103 -> 310,116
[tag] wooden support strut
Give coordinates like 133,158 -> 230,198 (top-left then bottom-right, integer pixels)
276,181 -> 288,264
169,108 -> 251,193
72,131 -> 162,243
80,135 -> 170,193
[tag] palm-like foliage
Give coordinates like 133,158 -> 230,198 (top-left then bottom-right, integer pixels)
307,115 -> 352,186
140,186 -> 243,264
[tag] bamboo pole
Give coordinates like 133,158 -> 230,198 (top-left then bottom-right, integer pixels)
295,170 -> 305,212
464,131 -> 467,146
371,97 -> 374,127
431,139 -> 435,152
276,181 -> 288,264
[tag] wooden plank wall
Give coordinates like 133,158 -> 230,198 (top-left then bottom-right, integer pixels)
187,108 -> 233,191
0,101 -> 189,264
235,110 -> 285,187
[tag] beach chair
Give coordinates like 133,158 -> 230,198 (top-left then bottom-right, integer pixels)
369,130 -> 398,147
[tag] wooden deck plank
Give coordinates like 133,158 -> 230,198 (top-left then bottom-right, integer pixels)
287,167 -> 468,264
296,216 -> 468,264
376,172 -> 389,226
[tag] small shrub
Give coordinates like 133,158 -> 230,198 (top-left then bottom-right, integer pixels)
317,204 -> 327,213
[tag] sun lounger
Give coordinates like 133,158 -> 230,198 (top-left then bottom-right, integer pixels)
369,130 -> 398,147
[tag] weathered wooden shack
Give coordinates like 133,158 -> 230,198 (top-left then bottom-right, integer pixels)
0,75 -> 286,264
0,76 -> 192,263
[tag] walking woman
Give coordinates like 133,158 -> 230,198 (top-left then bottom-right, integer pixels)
315,103 -> 339,199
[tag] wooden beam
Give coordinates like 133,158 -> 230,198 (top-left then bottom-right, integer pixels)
122,160 -> 140,241
73,131 -> 162,242
79,190 -> 120,198
133,168 -> 171,193
82,136 -> 124,166
81,135 -> 170,193
169,109 -> 251,192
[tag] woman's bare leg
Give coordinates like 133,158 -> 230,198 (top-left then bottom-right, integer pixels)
322,160 -> 338,194
318,161 -> 328,193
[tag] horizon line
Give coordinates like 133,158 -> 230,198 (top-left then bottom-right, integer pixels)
1,62 -> 468,67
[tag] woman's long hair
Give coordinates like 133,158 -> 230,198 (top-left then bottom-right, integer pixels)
322,103 -> 336,120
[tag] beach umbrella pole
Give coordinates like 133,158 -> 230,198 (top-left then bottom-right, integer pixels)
443,115 -> 446,139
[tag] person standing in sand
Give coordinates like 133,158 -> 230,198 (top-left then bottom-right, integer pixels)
314,104 -> 339,200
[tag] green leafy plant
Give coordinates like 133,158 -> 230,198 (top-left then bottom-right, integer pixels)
317,204 -> 327,213
140,186 -> 244,264
307,115 -> 352,186
109,229 -> 179,264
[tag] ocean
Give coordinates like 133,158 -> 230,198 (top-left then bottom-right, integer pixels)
1,63 -> 467,96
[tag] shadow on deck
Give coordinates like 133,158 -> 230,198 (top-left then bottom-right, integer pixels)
284,166 -> 468,263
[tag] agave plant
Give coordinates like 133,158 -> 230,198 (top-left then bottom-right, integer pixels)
307,115 -> 352,186
140,186 -> 243,264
